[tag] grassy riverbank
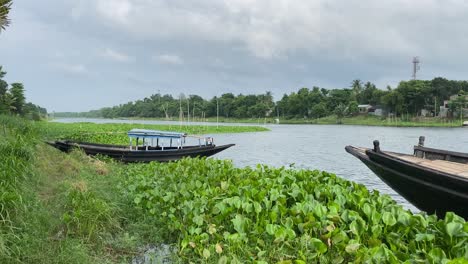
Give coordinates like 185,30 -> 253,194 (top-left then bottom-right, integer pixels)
309,115 -> 465,127
1,115 -> 467,263
106,115 -> 466,127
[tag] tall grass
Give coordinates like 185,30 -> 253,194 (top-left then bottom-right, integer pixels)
0,116 -> 38,261
0,115 -> 170,263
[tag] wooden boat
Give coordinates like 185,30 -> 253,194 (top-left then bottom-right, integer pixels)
345,137 -> 468,218
47,129 -> 235,163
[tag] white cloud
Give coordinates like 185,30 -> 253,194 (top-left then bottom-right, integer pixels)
101,48 -> 133,62
82,0 -> 468,61
96,0 -> 132,24
154,54 -> 184,65
53,63 -> 88,74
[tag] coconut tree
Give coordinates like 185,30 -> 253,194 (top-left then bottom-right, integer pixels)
0,0 -> 13,32
351,79 -> 363,102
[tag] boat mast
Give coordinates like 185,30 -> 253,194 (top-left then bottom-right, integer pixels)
179,94 -> 182,128
187,98 -> 190,125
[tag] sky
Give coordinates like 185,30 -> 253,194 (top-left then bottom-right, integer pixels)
1,0 -> 468,112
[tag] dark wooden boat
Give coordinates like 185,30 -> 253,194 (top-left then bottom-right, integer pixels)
47,129 -> 235,163
345,137 -> 468,218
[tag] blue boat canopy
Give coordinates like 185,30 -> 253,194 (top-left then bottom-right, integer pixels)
127,129 -> 186,139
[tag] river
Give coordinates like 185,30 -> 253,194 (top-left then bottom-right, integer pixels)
54,118 -> 468,211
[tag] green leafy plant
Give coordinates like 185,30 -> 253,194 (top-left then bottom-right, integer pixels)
121,158 -> 468,263
39,122 -> 268,145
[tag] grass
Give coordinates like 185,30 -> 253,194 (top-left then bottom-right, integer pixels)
279,115 -> 465,127
2,145 -> 172,263
0,115 -> 172,263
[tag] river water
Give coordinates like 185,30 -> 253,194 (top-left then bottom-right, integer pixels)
54,118 -> 468,211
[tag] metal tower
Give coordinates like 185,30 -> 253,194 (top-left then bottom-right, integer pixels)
412,56 -> 420,80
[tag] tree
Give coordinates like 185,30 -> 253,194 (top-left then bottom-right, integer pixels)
359,82 -> 378,104
382,90 -> 404,116
351,79 -> 362,101
10,82 -> 25,115
449,91 -> 467,121
347,101 -> 359,116
0,0 -> 12,32
311,102 -> 327,118
334,104 -> 347,124
0,66 -> 7,96
0,91 -> 15,113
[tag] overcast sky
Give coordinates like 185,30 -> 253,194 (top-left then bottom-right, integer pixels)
1,0 -> 468,112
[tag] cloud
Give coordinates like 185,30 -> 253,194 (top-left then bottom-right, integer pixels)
52,63 -> 88,75
154,54 -> 184,65
96,0 -> 132,24
101,48 -> 134,63
3,0 -> 468,112
79,0 -> 468,61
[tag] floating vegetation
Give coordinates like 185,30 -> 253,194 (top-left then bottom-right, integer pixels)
40,122 -> 269,145
122,158 -> 468,263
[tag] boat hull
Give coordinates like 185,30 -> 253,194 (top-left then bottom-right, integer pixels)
47,141 -> 235,163
345,146 -> 468,218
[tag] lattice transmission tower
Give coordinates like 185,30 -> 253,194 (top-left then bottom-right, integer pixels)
412,56 -> 420,80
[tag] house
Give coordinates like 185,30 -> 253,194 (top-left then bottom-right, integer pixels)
439,94 -> 468,118
420,109 -> 432,117
358,104 -> 372,114
359,104 -> 387,116
370,107 -> 387,117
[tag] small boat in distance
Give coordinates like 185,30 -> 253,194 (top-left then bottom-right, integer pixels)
47,129 -> 235,163
346,137 -> 468,219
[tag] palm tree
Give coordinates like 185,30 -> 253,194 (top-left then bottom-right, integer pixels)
0,0 -> 13,32
351,79 -> 362,102
351,79 -> 363,94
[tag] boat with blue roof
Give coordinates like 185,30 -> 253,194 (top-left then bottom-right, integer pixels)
47,129 -> 235,162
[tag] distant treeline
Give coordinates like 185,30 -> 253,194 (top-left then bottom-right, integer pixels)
0,66 -> 47,120
55,77 -> 468,120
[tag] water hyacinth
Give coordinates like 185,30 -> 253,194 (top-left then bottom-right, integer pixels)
39,122 -> 268,145
121,158 -> 468,263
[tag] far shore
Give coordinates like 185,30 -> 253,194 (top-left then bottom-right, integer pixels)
52,115 -> 467,128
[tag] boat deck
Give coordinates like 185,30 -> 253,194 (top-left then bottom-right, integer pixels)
350,146 -> 468,179
387,152 -> 468,178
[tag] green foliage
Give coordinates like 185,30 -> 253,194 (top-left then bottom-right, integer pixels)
0,66 -> 47,118
334,104 -> 347,123
122,158 -> 468,263
0,0 -> 12,32
311,102 -> 327,119
62,186 -> 117,241
39,122 -> 269,145
59,77 -> 468,123
0,116 -> 120,262
346,101 -> 358,117
9,83 -> 25,115
0,115 -> 38,260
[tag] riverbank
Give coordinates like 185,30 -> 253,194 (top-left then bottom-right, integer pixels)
99,115 -> 466,127
1,115 -> 467,263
